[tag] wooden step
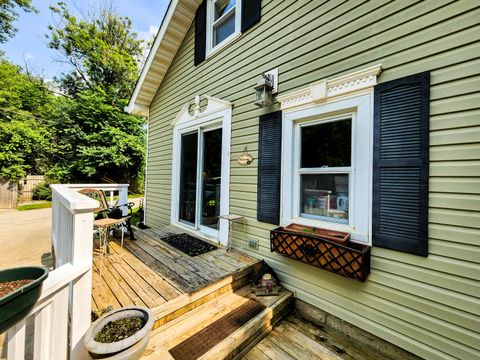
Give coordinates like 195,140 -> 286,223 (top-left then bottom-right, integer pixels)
142,286 -> 293,360
151,263 -> 256,329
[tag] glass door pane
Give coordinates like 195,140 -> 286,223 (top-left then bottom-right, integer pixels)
179,132 -> 198,225
200,128 -> 222,230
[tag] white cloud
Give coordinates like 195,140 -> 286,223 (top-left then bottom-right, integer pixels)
138,25 -> 159,42
23,51 -> 35,61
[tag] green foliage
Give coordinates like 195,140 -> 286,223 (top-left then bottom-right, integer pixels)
0,0 -> 36,43
44,2 -> 147,190
32,182 -> 52,201
48,90 -> 146,186
0,2 -> 146,190
47,2 -> 144,101
0,59 -> 53,181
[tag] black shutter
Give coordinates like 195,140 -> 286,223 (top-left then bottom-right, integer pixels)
257,110 -> 282,224
194,0 -> 207,66
373,72 -> 430,256
241,0 -> 262,32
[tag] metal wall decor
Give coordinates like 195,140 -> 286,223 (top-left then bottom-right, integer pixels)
237,146 -> 254,166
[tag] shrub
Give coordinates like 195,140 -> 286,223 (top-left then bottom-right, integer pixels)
32,182 -> 52,201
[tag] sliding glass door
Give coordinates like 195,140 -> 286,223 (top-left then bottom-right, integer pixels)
178,127 -> 222,236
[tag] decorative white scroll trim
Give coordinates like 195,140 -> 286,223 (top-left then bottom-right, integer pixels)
172,95 -> 232,126
277,64 -> 382,110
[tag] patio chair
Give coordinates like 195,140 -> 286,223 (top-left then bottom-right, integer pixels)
78,188 -> 136,241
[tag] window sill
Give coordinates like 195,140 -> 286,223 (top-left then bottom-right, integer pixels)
205,32 -> 242,63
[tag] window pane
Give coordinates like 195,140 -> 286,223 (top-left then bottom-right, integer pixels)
301,119 -> 351,168
300,174 -> 349,224
201,128 -> 222,230
214,0 -> 235,20
179,132 -> 198,225
213,12 -> 235,46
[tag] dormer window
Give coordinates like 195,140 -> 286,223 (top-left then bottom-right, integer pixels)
206,0 -> 241,55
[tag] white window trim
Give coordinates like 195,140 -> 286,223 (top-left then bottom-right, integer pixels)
171,95 -> 232,246
277,64 -> 382,245
206,0 -> 242,57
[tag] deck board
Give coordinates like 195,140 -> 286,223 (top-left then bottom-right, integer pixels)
91,226 -> 258,314
244,314 -> 392,360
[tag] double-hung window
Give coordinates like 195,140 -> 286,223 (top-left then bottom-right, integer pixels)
281,93 -> 373,244
298,117 -> 352,225
206,0 -> 241,55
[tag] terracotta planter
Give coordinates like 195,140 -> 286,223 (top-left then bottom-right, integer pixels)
271,225 -> 370,282
284,223 -> 350,244
84,306 -> 154,359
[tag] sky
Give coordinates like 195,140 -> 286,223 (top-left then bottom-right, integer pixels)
1,0 -> 170,79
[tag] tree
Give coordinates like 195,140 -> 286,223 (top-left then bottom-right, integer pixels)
0,0 -> 36,43
46,2 -> 147,190
48,90 -> 145,188
47,1 -> 144,101
0,59 -> 53,181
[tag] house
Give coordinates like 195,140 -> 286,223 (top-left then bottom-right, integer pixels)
126,1 -> 480,359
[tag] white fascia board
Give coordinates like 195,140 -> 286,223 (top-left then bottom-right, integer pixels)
126,0 -> 179,114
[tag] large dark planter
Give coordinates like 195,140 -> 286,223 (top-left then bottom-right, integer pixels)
84,306 -> 154,360
271,225 -> 371,282
0,266 -> 49,334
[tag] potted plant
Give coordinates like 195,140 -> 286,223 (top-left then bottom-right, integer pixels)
0,266 -> 49,333
84,306 -> 154,359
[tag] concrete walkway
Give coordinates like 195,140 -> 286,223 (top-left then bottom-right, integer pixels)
0,208 -> 52,270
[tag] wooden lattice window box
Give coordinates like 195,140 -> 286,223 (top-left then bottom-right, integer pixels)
270,224 -> 371,282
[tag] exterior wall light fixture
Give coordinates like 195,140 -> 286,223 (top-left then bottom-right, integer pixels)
254,70 -> 277,107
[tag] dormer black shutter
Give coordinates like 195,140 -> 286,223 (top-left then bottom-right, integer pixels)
373,72 -> 430,256
257,111 -> 282,225
194,0 -> 207,66
241,0 -> 262,32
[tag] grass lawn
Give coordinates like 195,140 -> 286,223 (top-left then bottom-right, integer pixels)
112,193 -> 144,201
17,202 -> 52,211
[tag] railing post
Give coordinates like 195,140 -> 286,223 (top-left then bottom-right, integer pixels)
7,320 -> 26,360
69,210 -> 94,360
118,185 -> 129,216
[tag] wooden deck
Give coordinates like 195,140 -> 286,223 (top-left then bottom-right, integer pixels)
243,313 -> 389,360
91,226 -> 259,315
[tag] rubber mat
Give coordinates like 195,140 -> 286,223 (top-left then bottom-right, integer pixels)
169,299 -> 266,360
161,233 -> 217,256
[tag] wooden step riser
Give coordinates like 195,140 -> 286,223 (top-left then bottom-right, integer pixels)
152,265 -> 254,329
198,292 -> 294,360
230,297 -> 294,360
143,292 -> 253,358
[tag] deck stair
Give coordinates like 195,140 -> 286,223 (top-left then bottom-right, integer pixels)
150,261 -> 257,329
142,285 -> 293,360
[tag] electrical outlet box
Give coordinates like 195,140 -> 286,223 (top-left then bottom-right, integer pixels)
248,239 -> 259,249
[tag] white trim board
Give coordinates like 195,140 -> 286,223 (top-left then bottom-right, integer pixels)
279,65 -> 382,245
277,64 -> 382,111
171,95 -> 232,246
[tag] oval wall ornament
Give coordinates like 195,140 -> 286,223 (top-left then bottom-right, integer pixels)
237,147 -> 254,166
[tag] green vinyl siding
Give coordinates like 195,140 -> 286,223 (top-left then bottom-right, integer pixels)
145,1 -> 480,359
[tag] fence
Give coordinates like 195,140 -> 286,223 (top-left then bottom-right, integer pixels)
18,175 -> 45,201
0,179 -> 18,209
5,184 -> 98,360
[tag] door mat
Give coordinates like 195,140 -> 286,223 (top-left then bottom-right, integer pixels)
169,299 -> 266,360
161,233 -> 217,257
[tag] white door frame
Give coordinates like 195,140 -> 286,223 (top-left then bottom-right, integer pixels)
171,95 -> 232,246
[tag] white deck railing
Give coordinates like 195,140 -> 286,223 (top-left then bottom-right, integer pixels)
5,184 -> 103,360
66,183 -> 130,215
